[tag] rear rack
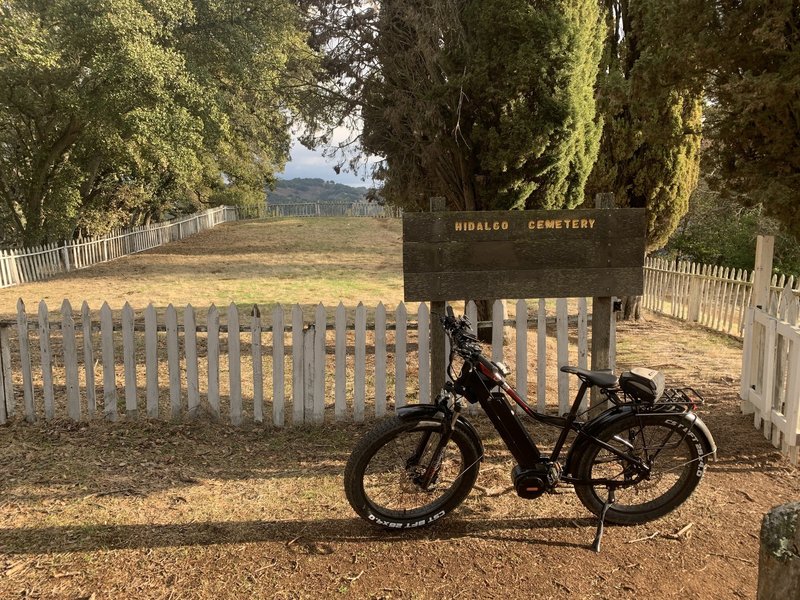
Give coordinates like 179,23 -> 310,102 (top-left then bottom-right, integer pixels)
661,387 -> 705,407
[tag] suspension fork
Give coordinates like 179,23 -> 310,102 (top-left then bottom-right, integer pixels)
414,395 -> 461,489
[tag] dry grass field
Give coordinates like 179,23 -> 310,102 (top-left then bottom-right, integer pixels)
0,218 -> 406,320
0,217 -> 797,599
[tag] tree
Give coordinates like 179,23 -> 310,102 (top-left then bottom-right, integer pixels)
353,0 -> 604,338
704,0 -> 800,237
361,0 -> 603,212
586,0 -> 705,319
0,0 -> 317,245
666,180 -> 800,276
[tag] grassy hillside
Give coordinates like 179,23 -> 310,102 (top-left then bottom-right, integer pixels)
268,178 -> 369,204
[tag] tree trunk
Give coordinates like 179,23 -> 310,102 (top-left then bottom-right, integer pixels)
619,295 -> 642,321
474,299 -> 508,344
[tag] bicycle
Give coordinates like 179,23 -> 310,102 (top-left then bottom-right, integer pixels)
343,308 -> 717,551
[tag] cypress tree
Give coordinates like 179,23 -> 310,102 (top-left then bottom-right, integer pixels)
705,0 -> 800,236
362,0 -> 604,213
586,0 -> 704,252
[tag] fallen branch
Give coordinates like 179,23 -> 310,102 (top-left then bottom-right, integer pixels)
627,531 -> 660,543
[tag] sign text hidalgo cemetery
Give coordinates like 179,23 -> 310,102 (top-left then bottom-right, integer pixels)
403,208 -> 646,301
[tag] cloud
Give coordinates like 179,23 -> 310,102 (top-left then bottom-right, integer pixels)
278,131 -> 379,188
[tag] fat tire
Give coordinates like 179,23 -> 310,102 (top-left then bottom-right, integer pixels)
573,413 -> 710,525
344,415 -> 481,529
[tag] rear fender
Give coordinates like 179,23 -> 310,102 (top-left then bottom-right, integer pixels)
564,406 -> 717,475
396,404 -> 484,457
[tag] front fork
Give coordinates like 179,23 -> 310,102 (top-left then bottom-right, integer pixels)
413,388 -> 461,489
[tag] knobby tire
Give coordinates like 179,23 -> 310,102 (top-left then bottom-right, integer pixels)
344,415 -> 481,529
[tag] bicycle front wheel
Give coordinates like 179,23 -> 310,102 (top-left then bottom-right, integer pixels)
573,414 -> 709,525
344,415 -> 481,529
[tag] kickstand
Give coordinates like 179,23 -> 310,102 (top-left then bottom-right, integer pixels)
591,487 -> 616,553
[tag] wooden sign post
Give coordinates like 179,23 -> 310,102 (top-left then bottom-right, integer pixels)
429,197 -> 448,396
403,206 -> 646,400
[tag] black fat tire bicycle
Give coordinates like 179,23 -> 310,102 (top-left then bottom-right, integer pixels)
344,309 -> 717,550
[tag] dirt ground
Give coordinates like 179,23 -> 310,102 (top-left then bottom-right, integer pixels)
0,313 -> 797,599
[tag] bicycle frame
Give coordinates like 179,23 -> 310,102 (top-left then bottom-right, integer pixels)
451,354 -> 679,486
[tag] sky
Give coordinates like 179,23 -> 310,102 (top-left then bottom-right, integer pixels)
277,127 -> 377,188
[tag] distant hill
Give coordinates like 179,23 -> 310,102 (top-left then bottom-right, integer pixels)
269,178 -> 369,204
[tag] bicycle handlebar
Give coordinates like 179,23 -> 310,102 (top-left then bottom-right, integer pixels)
440,311 -> 481,356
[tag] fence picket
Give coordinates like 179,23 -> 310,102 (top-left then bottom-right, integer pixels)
186,305 -> 200,418
556,298 -> 569,415
417,302 -> 429,406
166,304 -> 180,419
81,302 -> 96,417
100,302 -> 116,421
272,305 -> 285,427
228,303 -> 242,426
292,304 -> 304,424
251,305 -> 263,424
578,297 -> 588,370
122,303 -> 137,418
16,300 -> 34,422
0,326 -> 12,419
38,300 -> 54,420
208,305 -> 220,419
335,302 -> 347,420
354,302 -> 367,421
515,299 -> 527,402
144,304 -> 158,418
492,300 -> 504,362
59,300 -> 80,420
537,298 -> 547,411
394,302 -> 407,410
375,302 -> 388,418
303,325 -> 314,423
314,303 -> 326,424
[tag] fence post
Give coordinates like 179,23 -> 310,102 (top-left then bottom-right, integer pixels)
591,192 -> 616,407
429,197 -> 447,396
61,241 -> 71,272
758,502 -> 800,600
0,325 -> 8,424
687,266 -> 702,322
744,235 -> 775,414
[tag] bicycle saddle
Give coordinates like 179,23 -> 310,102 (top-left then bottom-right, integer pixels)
560,366 -> 618,388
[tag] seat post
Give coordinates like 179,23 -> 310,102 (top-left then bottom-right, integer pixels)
549,380 -> 590,461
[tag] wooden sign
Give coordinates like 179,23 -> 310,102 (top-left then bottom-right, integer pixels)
403,208 -> 646,301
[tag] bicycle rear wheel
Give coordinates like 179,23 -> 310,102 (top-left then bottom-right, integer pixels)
573,414 -> 709,525
344,415 -> 481,529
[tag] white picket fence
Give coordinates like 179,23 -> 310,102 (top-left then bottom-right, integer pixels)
644,257 -> 800,338
741,282 -> 800,464
0,206 -> 239,289
267,202 -> 401,218
0,298 -> 602,426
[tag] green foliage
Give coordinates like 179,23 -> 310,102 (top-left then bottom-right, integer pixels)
586,0 -> 704,251
704,0 -> 800,238
665,181 -> 800,276
0,0 -> 317,245
361,0 -> 603,212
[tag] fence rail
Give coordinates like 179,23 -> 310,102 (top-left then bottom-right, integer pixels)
644,257 -> 800,338
0,298 -> 604,427
0,206 -> 239,289
266,202 -> 401,218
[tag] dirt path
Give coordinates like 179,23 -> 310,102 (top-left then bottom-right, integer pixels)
0,313 -> 796,599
